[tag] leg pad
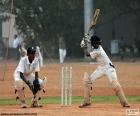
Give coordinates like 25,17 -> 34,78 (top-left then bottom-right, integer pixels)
83,72 -> 92,104
111,80 -> 130,107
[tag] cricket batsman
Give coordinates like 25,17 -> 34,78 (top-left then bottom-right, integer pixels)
79,35 -> 130,108
13,46 -> 46,108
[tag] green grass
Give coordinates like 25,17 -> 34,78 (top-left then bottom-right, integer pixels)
0,96 -> 140,106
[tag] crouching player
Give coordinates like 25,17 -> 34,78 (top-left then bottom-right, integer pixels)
14,46 -> 46,108
79,35 -> 130,108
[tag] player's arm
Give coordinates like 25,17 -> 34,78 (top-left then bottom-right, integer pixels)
80,38 -> 90,57
35,72 -> 39,80
20,72 -> 28,84
84,48 -> 90,57
34,59 -> 40,80
20,72 -> 34,91
33,71 -> 41,95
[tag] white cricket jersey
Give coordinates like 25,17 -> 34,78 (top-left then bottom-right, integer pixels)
15,56 -> 40,77
90,45 -> 112,66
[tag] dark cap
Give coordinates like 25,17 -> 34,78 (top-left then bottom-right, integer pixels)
27,46 -> 36,55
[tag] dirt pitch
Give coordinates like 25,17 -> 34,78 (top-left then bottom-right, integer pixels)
0,104 -> 140,116
0,61 -> 140,116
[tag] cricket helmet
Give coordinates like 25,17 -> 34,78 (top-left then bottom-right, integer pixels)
27,46 -> 36,55
90,35 -> 102,45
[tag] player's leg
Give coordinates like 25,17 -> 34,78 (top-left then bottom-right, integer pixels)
31,91 -> 43,107
79,72 -> 92,108
62,49 -> 66,62
79,67 -> 104,108
30,78 -> 47,107
111,80 -> 130,107
59,49 -> 63,63
14,77 -> 28,108
106,67 -> 130,107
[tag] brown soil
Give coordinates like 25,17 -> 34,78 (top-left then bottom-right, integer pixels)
0,61 -> 140,116
0,104 -> 140,116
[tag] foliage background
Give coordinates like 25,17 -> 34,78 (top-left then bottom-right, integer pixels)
1,0 -> 140,58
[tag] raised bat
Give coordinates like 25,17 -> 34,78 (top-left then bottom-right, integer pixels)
80,9 -> 100,48
87,8 -> 100,35
84,9 -> 100,43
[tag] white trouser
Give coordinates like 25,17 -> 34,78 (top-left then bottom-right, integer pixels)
82,65 -> 117,104
14,72 -> 43,90
90,65 -> 117,83
83,65 -> 129,106
59,49 -> 66,63
14,72 -> 47,106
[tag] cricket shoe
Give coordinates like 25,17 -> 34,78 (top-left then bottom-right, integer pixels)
79,103 -> 91,108
20,100 -> 28,108
20,103 -> 28,108
123,104 -> 130,108
30,100 -> 43,108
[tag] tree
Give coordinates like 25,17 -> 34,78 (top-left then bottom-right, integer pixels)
95,0 -> 140,55
3,0 -> 84,58
95,0 -> 140,37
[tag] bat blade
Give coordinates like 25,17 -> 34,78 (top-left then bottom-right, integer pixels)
87,9 -> 100,35
81,9 -> 100,48
91,9 -> 100,27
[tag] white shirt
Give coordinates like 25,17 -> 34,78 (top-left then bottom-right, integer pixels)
15,56 -> 40,78
90,45 -> 112,66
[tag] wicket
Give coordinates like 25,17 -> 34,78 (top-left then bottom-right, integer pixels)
61,65 -> 72,106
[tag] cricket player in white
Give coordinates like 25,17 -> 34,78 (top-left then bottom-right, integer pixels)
59,35 -> 66,64
14,47 -> 45,108
36,46 -> 43,68
79,35 -> 130,108
18,45 -> 43,68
